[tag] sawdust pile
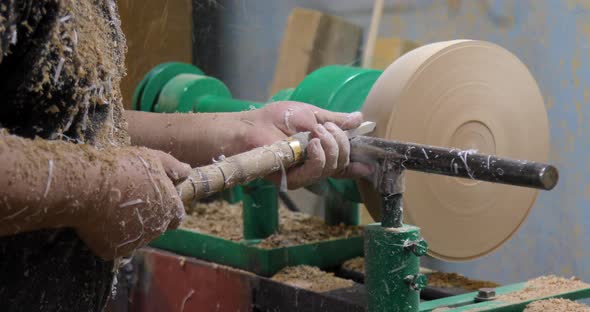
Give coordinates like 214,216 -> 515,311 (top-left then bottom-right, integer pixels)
272,265 -> 354,293
182,201 -> 244,241
182,201 -> 363,248
342,257 -> 364,273
342,257 -> 498,291
427,272 -> 499,291
523,298 -> 590,312
499,275 -> 590,303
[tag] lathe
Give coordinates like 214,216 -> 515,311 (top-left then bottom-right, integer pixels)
127,40 -> 590,312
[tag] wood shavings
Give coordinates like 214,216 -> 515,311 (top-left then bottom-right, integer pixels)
271,265 -> 354,293
283,108 -> 295,132
427,272 -> 499,291
499,275 -> 590,303
523,298 -> 590,312
342,257 -> 497,291
119,199 -> 144,208
43,159 -> 54,198
181,201 -> 363,248
115,208 -> 144,255
0,0 -> 129,146
137,156 -> 163,208
342,257 -> 365,273
52,57 -> 65,83
179,289 -> 195,312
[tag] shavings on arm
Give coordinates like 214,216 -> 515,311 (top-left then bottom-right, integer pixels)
283,108 -> 295,132
115,207 -> 145,254
137,156 -> 163,207
1,206 -> 28,221
119,199 -> 145,208
43,159 -> 54,199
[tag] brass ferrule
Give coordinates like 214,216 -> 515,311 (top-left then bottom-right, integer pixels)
287,138 -> 303,163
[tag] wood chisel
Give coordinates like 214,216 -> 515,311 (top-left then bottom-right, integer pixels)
177,122 -> 376,205
177,121 -> 558,206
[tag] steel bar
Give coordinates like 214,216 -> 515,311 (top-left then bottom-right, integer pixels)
350,136 -> 558,191
381,193 -> 403,228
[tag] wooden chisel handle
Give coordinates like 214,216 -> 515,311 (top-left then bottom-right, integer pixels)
177,122 -> 376,206
177,132 -> 310,206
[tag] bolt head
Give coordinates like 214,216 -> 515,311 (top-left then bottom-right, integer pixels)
405,274 -> 428,291
475,288 -> 497,302
404,238 -> 429,257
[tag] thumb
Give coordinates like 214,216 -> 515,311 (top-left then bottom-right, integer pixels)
154,150 -> 192,185
314,110 -> 364,130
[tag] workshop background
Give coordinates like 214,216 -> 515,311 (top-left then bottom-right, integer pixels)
119,0 -> 589,288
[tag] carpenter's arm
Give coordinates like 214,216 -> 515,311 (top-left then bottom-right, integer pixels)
0,133 -> 191,259
0,133 -> 101,236
125,101 -> 373,189
124,110 -> 250,167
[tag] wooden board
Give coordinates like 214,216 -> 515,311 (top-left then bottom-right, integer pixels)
268,8 -> 362,96
118,0 -> 193,109
370,38 -> 420,70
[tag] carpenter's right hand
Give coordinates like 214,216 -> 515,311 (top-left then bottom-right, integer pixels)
75,147 -> 191,260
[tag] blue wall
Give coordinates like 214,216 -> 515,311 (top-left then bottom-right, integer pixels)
216,0 -> 590,285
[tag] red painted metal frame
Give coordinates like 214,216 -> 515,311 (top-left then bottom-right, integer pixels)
129,248 -> 255,312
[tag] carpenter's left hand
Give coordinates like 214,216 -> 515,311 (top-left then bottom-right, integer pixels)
240,101 -> 373,189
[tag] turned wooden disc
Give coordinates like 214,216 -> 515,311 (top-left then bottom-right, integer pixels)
358,40 -> 549,261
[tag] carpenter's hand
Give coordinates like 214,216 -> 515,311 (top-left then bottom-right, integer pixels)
75,147 -> 191,260
242,101 -> 373,189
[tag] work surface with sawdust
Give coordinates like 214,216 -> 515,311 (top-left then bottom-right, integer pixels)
181,201 -> 363,248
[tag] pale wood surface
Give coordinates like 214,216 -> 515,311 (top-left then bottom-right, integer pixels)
118,0 -> 193,109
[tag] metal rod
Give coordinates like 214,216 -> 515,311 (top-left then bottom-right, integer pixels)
350,136 -> 559,191
381,193 -> 403,227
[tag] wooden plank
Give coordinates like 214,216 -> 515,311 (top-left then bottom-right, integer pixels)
371,37 -> 420,70
268,8 -> 362,96
118,0 -> 193,109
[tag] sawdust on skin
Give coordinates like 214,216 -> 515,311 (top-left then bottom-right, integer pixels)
271,265 -> 354,293
0,131 -> 153,226
499,275 -> 590,303
523,298 -> 590,312
182,201 -> 363,248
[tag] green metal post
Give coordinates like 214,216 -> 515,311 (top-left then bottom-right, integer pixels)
324,192 -> 360,226
365,223 -> 428,312
242,179 -> 279,240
